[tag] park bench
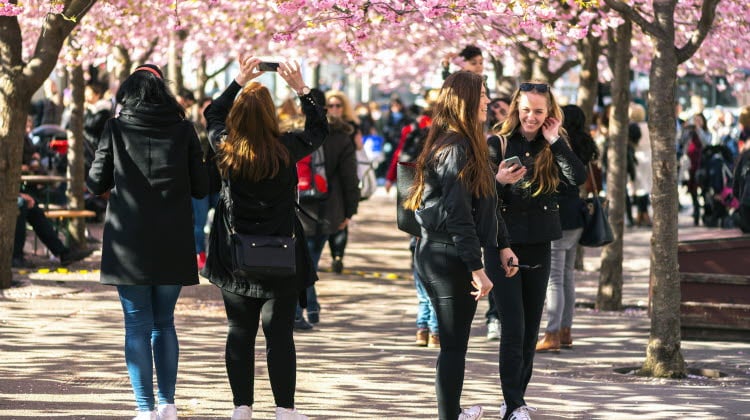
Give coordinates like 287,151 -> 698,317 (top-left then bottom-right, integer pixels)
677,229 -> 750,341
44,209 -> 97,247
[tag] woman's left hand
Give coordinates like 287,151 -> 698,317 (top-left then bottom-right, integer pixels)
235,56 -> 263,86
470,269 -> 494,301
542,117 -> 562,144
278,61 -> 305,94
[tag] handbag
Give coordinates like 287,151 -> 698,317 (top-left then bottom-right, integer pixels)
223,178 -> 296,278
579,163 -> 614,247
396,161 -> 421,237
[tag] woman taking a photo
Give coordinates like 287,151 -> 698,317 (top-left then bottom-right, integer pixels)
87,64 -> 208,420
404,71 -> 517,420
202,56 -> 328,420
490,82 -> 586,420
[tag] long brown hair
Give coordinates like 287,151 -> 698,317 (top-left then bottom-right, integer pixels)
217,82 -> 290,181
404,71 -> 494,210
497,81 -> 565,196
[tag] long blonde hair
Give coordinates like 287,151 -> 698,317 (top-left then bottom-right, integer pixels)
218,82 -> 290,181
404,71 -> 494,210
497,81 -> 566,196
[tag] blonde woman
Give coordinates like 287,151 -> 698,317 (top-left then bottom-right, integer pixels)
490,82 -> 586,420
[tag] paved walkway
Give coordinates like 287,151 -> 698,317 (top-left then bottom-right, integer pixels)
1,189 -> 749,419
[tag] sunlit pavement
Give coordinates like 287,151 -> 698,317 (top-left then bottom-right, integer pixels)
1,188 -> 748,419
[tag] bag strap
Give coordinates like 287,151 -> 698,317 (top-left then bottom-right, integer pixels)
587,162 -> 599,197
500,135 -> 507,160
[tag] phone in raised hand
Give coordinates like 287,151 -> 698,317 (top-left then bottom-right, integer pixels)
258,61 -> 280,72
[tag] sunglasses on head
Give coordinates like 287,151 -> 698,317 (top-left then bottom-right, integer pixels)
327,103 -> 343,108
519,83 -> 549,93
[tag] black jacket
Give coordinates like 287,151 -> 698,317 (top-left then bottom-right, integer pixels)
87,103 -> 208,286
415,134 -> 509,272
299,117 -> 360,236
202,81 -> 329,299
489,130 -> 586,244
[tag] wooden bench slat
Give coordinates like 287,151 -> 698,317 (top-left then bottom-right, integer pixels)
44,210 -> 97,219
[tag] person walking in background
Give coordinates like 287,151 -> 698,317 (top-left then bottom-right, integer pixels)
490,82 -> 586,420
323,90 -> 362,274
295,88 -> 360,330
404,71 -> 517,420
86,64 -> 209,420
202,56 -> 327,420
190,98 -> 221,270
630,102 -> 653,227
535,104 -> 595,353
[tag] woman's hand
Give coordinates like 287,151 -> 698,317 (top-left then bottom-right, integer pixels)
234,56 -> 264,86
499,247 -> 519,278
542,117 -> 562,144
278,61 -> 306,94
470,269 -> 494,301
496,160 -> 527,185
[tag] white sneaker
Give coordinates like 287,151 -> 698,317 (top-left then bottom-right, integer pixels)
133,411 -> 157,420
486,319 -> 500,341
458,405 -> 484,420
275,406 -> 309,420
231,405 -> 253,420
157,403 -> 177,420
508,406 -> 536,420
500,402 -> 507,418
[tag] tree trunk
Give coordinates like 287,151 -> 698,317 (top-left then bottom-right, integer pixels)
66,64 -> 86,248
0,0 -> 95,289
0,79 -> 30,290
168,29 -> 188,94
114,45 -> 133,85
489,54 -> 516,97
518,45 -> 534,82
577,32 -> 602,128
597,21 -> 631,311
640,2 -> 685,379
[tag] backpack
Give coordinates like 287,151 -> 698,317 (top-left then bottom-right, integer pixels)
399,123 -> 430,163
297,147 -> 328,202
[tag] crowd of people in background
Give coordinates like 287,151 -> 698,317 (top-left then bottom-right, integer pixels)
13,43 -> 750,420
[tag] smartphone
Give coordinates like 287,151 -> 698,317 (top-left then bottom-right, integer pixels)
503,156 -> 522,167
258,61 -> 280,72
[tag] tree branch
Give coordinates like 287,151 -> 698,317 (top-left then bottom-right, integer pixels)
602,0 -> 659,36
25,0 -> 97,88
207,59 -> 234,80
675,0 -> 720,63
549,59 -> 580,83
136,37 -> 160,66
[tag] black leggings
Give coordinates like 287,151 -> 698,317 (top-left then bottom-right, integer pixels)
415,239 -> 477,420
221,290 -> 297,408
486,243 -> 550,419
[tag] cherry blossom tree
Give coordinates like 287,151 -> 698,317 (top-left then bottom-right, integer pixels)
0,0 -> 97,289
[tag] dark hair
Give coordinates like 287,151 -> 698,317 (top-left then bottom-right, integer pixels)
562,104 -> 598,165
115,64 -> 185,119
86,80 -> 108,97
178,88 -> 196,103
459,45 -> 482,61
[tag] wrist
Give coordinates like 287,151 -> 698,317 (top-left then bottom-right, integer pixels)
547,135 -> 560,144
296,85 -> 310,96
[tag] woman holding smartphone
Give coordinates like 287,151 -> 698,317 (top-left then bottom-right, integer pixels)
488,82 -> 586,420
404,71 -> 517,420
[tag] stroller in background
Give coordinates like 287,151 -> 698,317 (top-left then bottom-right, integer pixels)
697,144 -> 739,228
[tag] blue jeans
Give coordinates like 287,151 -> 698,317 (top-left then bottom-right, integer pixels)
414,270 -> 438,334
192,193 -> 219,253
117,285 -> 182,412
296,234 -> 327,318
545,228 -> 583,332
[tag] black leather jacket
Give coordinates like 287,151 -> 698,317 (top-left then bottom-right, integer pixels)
415,134 -> 510,271
489,130 -> 586,244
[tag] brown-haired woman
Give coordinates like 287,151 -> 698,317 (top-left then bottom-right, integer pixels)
203,56 -> 327,420
490,82 -> 586,420
404,71 -> 517,420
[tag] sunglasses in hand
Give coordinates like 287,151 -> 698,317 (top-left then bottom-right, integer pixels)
507,257 -> 542,270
